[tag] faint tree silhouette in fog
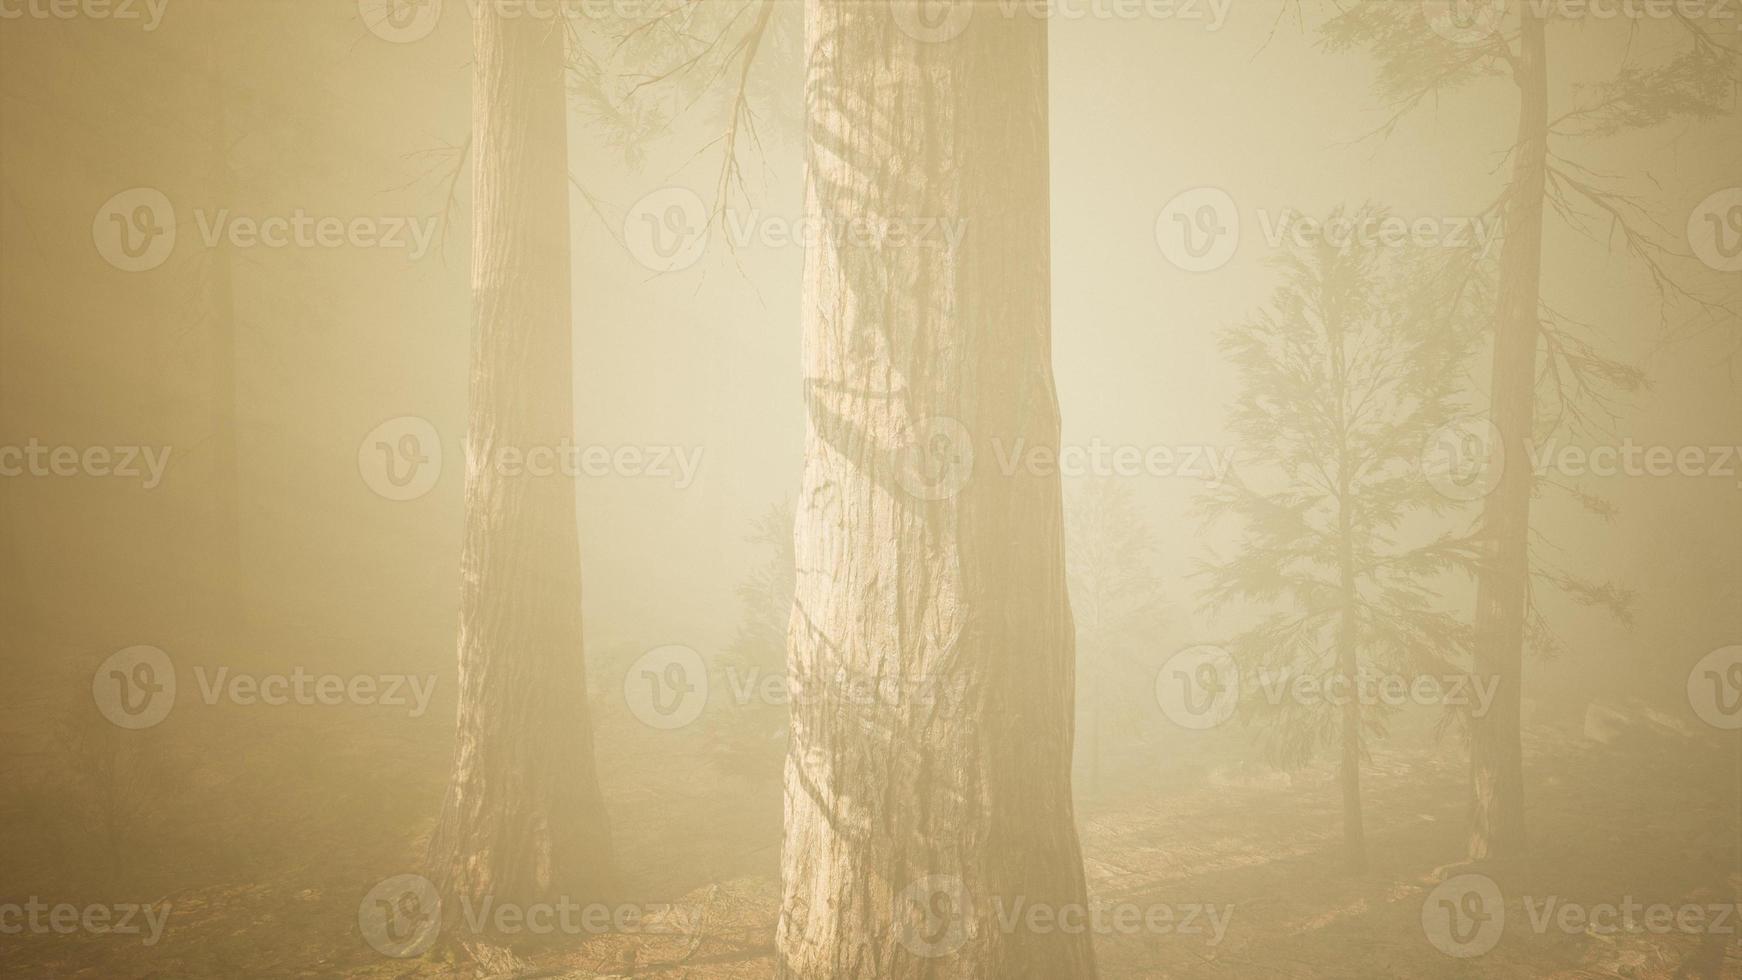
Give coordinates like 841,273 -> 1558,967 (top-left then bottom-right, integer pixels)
428,7 -> 613,917
1322,0 -> 1738,862
1198,206 -> 1491,872
710,500 -> 795,783
1066,479 -> 1168,798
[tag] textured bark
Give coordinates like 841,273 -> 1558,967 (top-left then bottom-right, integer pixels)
778,3 -> 1095,978
427,7 -> 612,914
1467,6 -> 1548,863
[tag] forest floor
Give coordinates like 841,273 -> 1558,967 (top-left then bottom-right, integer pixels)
2,706 -> 1738,979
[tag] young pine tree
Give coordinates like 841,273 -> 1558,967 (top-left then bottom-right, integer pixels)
1199,207 -> 1491,872
1321,0 -> 1737,862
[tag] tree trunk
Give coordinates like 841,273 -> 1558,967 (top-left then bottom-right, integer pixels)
1331,291 -> 1365,873
427,6 -> 612,916
1467,5 -> 1548,863
1337,521 -> 1365,872
778,4 -> 1095,978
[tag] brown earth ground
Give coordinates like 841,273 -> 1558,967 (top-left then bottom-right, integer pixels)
2,702 -> 1737,979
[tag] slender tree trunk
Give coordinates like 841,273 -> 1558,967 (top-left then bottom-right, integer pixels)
1331,306 -> 1365,873
1336,520 -> 1365,873
778,4 -> 1095,978
427,6 -> 611,915
1468,6 -> 1548,862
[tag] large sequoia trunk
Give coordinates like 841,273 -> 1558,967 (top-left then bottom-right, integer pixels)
426,6 -> 611,914
777,3 -> 1095,978
1467,5 -> 1547,862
